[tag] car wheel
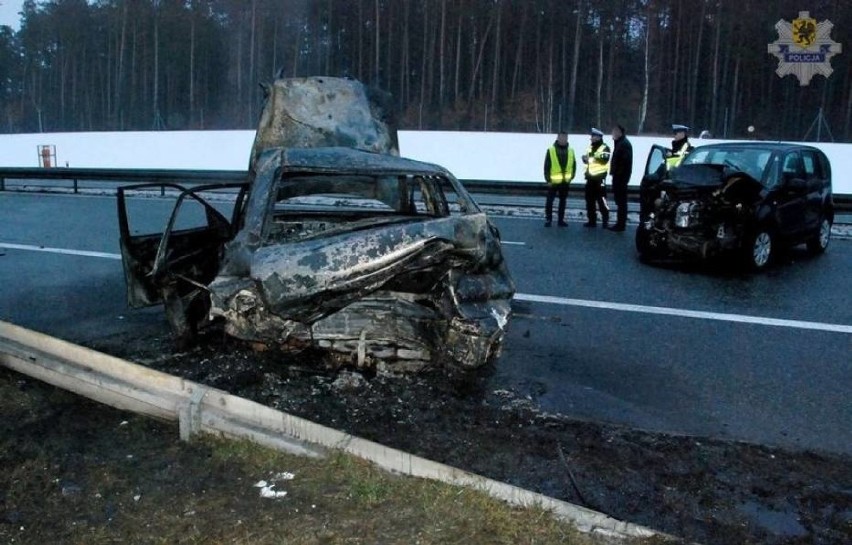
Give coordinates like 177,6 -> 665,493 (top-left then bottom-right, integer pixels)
806,217 -> 831,255
636,224 -> 652,256
742,228 -> 774,270
636,224 -> 661,261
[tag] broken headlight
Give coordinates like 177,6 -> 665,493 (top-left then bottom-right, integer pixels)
675,201 -> 701,228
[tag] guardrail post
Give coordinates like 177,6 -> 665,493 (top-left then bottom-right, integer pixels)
0,177 -> 5,191
73,178 -> 79,194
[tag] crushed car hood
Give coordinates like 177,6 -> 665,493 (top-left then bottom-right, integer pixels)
242,215 -> 491,323
664,164 -> 765,202
250,77 -> 398,172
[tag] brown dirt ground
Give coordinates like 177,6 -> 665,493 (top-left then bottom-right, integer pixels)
4,324 -> 852,545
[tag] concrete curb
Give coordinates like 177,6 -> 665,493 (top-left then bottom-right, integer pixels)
0,320 -> 669,543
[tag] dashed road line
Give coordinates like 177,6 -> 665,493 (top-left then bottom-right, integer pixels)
4,242 -> 849,334
0,243 -> 122,260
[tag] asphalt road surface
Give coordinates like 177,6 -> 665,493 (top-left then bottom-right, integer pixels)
1,191 -> 850,456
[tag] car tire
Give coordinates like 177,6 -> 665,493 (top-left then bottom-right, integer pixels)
806,217 -> 831,255
635,224 -> 660,261
742,227 -> 774,270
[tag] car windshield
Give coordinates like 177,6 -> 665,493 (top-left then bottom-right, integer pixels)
264,173 -> 456,242
274,172 -> 463,214
681,147 -> 773,184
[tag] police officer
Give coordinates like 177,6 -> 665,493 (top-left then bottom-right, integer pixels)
666,124 -> 694,171
581,128 -> 611,228
543,131 -> 576,227
608,124 -> 632,232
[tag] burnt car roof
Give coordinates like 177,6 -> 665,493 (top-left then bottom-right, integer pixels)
277,146 -> 451,177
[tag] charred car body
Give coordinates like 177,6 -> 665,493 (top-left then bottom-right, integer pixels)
636,143 -> 833,269
117,77 -> 514,369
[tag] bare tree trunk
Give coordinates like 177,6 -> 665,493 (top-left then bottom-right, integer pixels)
374,0 -> 380,82
596,29 -> 604,128
560,29 -> 566,128
845,71 -> 852,140
606,10 -> 618,113
669,2 -> 681,120
189,8 -> 196,126
566,0 -> 585,131
454,15 -> 461,104
467,14 -> 494,104
510,5 -> 526,101
490,1 -> 501,109
401,0 -> 409,105
420,5 -> 428,105
730,56 -> 740,136
547,35 -> 554,133
115,0 -> 127,126
248,0 -> 257,124
438,0 -> 446,106
357,0 -> 363,79
688,0 -> 707,126
709,0 -> 721,130
638,3 -> 652,133
153,5 -> 160,128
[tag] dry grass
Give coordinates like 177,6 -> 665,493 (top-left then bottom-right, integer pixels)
0,369 -> 666,545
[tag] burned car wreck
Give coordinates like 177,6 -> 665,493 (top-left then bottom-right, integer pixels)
117,77 -> 514,369
636,143 -> 834,270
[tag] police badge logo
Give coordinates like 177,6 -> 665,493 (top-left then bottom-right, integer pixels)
767,11 -> 842,86
792,14 -> 817,48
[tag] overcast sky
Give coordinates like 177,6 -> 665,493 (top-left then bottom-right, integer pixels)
0,1 -> 23,30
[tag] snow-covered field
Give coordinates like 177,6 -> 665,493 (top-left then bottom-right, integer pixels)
0,130 -> 849,193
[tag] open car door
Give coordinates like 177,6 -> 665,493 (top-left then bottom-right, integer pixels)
638,144 -> 669,221
117,183 -> 248,337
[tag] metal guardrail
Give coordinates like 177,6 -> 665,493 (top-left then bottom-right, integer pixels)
0,166 -> 850,212
0,319 -> 660,540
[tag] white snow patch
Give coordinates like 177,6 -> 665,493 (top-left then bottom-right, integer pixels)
0,130 -> 850,193
253,472 -> 295,499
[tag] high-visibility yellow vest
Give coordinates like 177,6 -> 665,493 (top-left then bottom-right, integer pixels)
585,144 -> 610,177
548,146 -> 576,184
666,140 -> 692,170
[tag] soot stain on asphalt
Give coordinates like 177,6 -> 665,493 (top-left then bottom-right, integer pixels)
76,327 -> 852,545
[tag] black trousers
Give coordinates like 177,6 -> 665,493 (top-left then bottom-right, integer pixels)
611,176 -> 629,227
584,174 -> 609,224
545,183 -> 569,223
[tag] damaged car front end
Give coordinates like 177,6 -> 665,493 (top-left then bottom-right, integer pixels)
637,165 -> 764,261
636,143 -> 833,270
117,77 -> 514,370
208,147 -> 513,369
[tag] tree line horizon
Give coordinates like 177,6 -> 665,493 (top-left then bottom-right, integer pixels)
0,0 -> 849,142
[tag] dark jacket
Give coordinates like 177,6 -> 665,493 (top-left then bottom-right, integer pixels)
610,135 -> 633,184
543,141 -> 571,181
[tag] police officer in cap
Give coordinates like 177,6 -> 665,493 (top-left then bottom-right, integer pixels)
581,128 -> 611,227
666,124 -> 694,171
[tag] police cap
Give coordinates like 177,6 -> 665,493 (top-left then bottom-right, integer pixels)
590,128 -> 604,137
671,124 -> 690,133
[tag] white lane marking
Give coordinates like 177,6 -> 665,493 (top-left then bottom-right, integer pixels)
3,242 -> 848,334
0,243 -> 122,260
500,241 -> 526,246
514,293 -> 852,334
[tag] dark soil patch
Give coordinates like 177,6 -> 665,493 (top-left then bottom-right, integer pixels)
37,326 -> 852,544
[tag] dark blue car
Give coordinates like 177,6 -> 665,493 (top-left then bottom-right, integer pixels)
637,142 -> 833,270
